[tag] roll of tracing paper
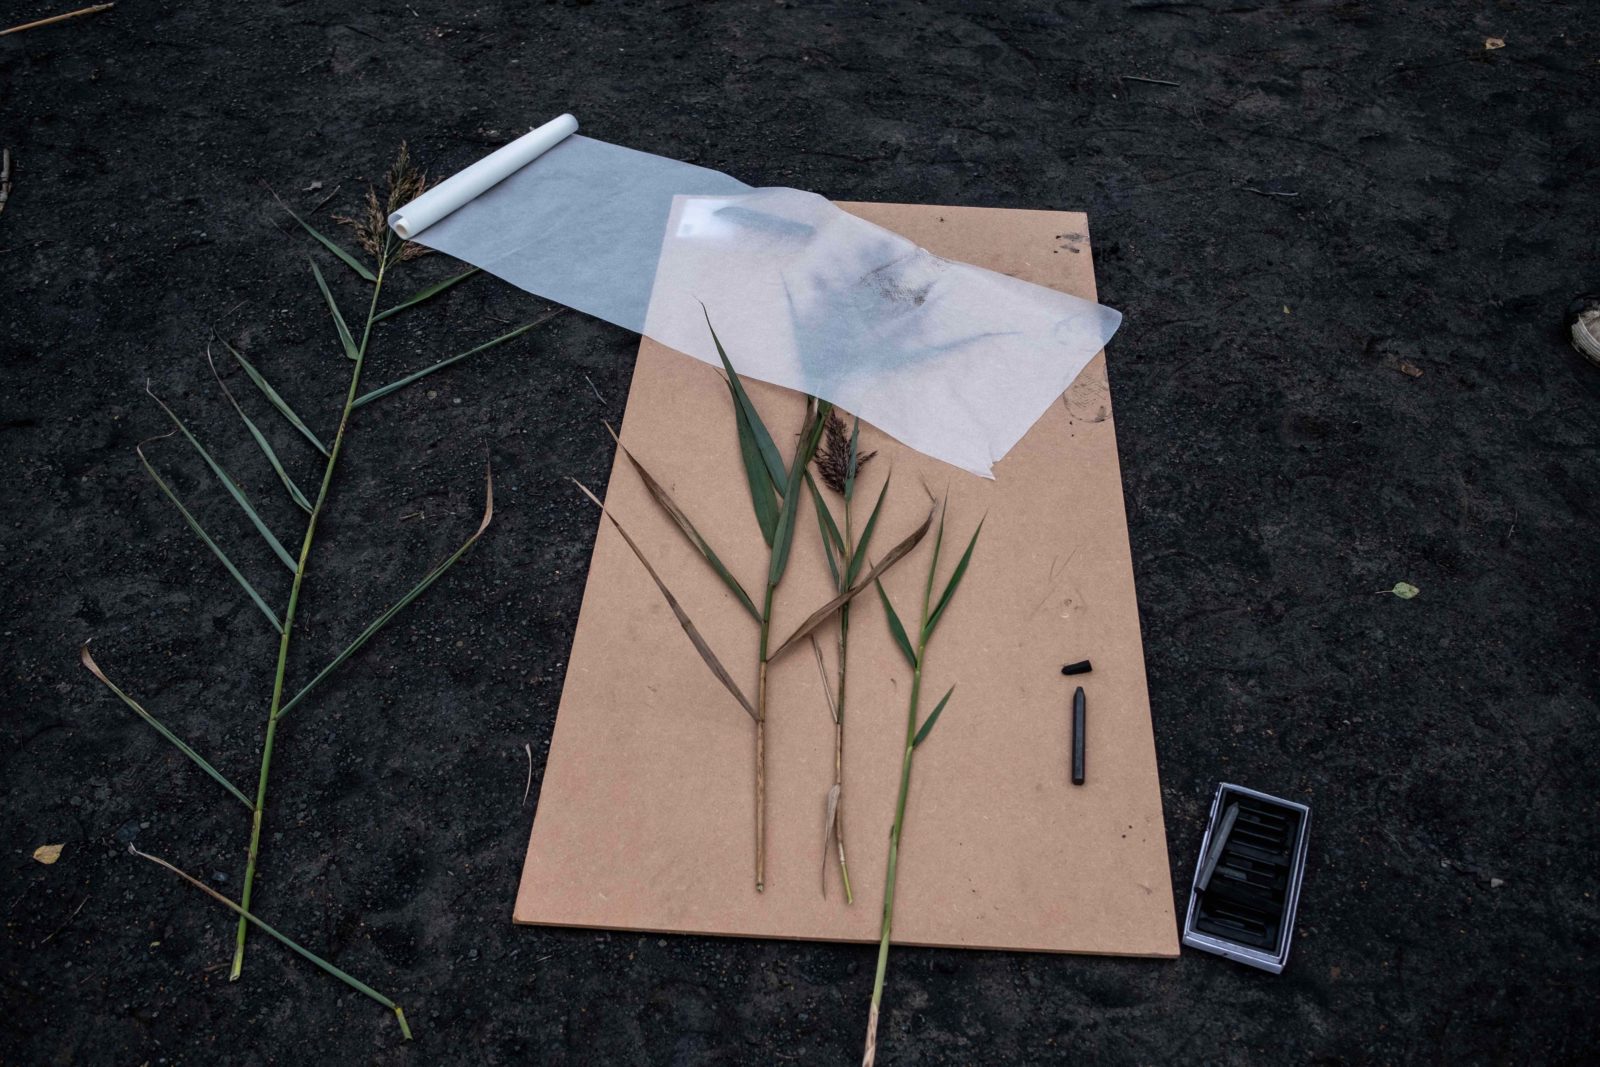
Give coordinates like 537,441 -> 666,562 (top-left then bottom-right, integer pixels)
391,114 -> 1121,477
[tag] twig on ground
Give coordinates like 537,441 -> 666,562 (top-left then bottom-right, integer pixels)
584,374 -> 606,404
1120,74 -> 1180,87
36,892 -> 89,947
0,2 -> 114,36
1243,187 -> 1300,198
523,742 -> 533,806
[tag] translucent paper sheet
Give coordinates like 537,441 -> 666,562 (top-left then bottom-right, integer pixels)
396,118 -> 1121,476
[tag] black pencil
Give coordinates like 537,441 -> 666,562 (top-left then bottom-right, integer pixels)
1071,686 -> 1086,785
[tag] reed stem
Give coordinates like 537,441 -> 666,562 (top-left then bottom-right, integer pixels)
230,242 -> 389,980
832,500 -> 855,903
755,581 -> 775,893
862,549 -> 934,1067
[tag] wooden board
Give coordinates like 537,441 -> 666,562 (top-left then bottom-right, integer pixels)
515,202 -> 1177,957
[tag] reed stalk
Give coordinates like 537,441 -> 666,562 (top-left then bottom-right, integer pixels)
752,398 -> 827,891
85,148 -> 548,1029
862,502 -> 982,1067
808,410 -> 877,902
826,486 -> 857,903
229,235 -> 390,980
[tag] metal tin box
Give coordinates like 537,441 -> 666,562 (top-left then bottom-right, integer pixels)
1181,782 -> 1310,974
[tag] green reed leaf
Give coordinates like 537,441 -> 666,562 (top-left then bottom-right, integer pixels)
80,644 -> 254,809
206,347 -> 312,513
733,397 -> 779,547
353,311 -> 563,408
769,402 -> 831,588
703,308 -> 785,488
276,467 -> 494,721
924,498 -> 948,611
373,267 -> 481,323
806,474 -> 842,591
128,845 -> 410,1039
912,685 -> 956,748
924,516 -> 984,642
145,386 -> 298,573
134,436 -> 284,632
274,193 -> 377,282
213,333 -> 330,456
805,472 -> 847,557
309,258 -> 360,360
846,475 -> 892,587
876,579 -> 917,668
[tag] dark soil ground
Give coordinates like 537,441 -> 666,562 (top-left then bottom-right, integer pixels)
4,1 -> 1597,1063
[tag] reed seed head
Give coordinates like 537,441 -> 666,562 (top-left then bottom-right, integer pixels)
338,143 -> 432,265
814,409 -> 875,495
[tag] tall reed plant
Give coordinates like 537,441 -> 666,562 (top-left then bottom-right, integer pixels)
81,147 -> 558,1034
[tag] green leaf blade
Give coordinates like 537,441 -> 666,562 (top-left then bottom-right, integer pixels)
276,196 -> 377,282
80,644 -> 255,809
353,311 -> 562,408
135,438 -> 284,633
924,517 -> 985,642
146,386 -> 299,573
373,267 -> 480,322
309,258 -> 360,360
846,475 -> 891,587
733,399 -> 780,546
924,498 -> 949,612
276,468 -> 494,721
912,685 -> 956,748
703,309 -> 786,488
214,334 -> 330,456
805,475 -> 842,591
769,402 -> 831,588
876,580 -> 917,668
207,348 -> 313,513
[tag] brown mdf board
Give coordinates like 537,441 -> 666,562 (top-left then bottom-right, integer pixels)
516,201 -> 1177,957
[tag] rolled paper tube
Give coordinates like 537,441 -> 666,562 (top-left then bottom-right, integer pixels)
388,113 -> 580,240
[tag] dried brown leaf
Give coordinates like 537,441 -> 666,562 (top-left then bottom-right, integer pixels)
604,423 -> 759,621
572,479 -> 756,721
769,506 -> 935,660
822,783 -> 841,896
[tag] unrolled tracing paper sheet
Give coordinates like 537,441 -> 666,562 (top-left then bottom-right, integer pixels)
397,117 -> 1121,477
516,202 -> 1177,957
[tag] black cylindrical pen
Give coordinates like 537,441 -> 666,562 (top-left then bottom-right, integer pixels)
1071,686 -> 1086,785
